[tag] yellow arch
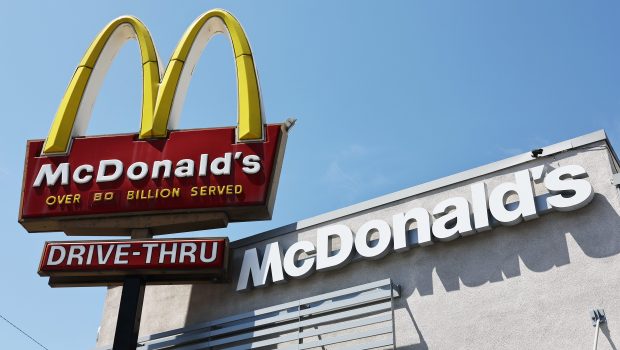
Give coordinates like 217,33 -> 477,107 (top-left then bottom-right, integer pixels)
43,16 -> 160,154
144,9 -> 263,141
43,9 -> 264,155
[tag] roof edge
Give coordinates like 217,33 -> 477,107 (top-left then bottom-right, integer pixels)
231,129 -> 608,249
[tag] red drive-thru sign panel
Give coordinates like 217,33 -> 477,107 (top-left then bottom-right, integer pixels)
20,124 -> 288,235
39,238 -> 229,286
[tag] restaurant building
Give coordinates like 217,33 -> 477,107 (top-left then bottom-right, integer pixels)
94,130 -> 620,349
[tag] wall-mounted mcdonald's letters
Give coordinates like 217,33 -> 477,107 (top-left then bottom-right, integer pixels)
19,9 -> 289,236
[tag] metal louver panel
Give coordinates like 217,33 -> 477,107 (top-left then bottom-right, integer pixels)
96,278 -> 400,350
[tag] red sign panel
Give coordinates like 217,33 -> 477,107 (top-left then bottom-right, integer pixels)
39,238 -> 229,286
19,124 -> 287,235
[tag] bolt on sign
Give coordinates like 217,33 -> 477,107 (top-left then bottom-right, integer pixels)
18,9 -> 289,236
39,238 -> 229,287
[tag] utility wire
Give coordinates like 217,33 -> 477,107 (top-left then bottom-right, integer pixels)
0,313 -> 50,350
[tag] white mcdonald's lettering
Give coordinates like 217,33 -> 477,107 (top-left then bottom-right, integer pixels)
32,152 -> 262,187
236,164 -> 596,291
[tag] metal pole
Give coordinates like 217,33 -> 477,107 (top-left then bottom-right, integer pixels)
592,319 -> 600,350
112,229 -> 151,350
590,309 -> 606,350
112,276 -> 145,350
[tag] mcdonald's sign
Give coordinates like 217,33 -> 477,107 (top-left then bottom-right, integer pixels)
19,9 -> 290,236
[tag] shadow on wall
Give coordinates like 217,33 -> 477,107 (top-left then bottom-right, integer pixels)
390,193 -> 620,348
398,302 -> 428,350
602,324 -> 618,350
390,193 -> 620,298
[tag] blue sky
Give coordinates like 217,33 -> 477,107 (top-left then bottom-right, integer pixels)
1,1 -> 619,349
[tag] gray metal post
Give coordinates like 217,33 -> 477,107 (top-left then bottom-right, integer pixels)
112,229 -> 152,350
112,276 -> 145,350
590,309 -> 606,350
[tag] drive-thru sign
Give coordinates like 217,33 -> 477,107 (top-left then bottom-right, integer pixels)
39,238 -> 229,286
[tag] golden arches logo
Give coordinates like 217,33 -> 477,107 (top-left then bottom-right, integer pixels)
44,9 -> 263,155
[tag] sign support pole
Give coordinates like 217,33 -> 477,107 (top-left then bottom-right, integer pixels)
112,276 -> 145,350
112,229 -> 151,350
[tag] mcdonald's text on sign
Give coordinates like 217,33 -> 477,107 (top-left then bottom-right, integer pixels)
39,238 -> 229,287
18,9 -> 290,236
20,125 -> 287,235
